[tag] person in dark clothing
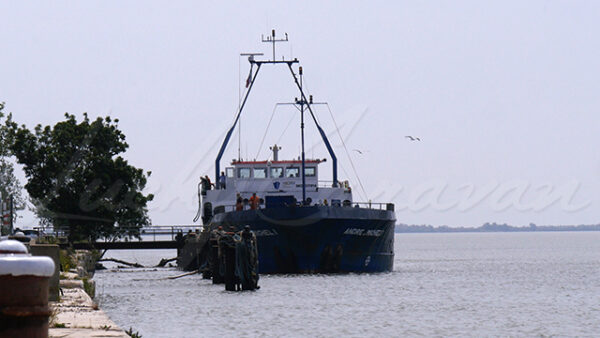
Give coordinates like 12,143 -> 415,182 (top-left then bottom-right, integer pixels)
236,193 -> 243,211
205,175 -> 214,189
200,176 -> 208,196
218,171 -> 226,189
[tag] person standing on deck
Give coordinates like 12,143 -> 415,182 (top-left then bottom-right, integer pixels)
236,193 -> 243,211
200,176 -> 208,195
218,171 -> 226,189
205,175 -> 214,189
249,193 -> 259,210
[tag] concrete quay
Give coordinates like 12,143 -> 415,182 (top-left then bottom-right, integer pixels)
49,287 -> 128,338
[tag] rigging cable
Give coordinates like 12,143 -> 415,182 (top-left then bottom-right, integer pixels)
255,103 -> 280,160
238,55 -> 242,161
256,104 -> 300,161
302,76 -> 368,201
232,58 -> 254,160
274,109 -> 298,153
325,103 -> 369,201
302,114 -> 361,199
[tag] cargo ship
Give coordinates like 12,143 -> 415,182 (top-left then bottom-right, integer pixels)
186,31 -> 395,273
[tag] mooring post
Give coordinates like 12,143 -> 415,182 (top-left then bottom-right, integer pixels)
0,240 -> 55,338
210,238 -> 222,284
223,243 -> 237,291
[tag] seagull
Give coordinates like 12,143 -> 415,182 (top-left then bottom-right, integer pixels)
352,149 -> 364,155
405,136 -> 421,141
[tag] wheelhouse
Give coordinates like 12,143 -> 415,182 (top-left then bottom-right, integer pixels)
200,145 -> 352,224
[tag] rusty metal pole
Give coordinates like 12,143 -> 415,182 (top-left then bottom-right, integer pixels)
0,240 -> 55,338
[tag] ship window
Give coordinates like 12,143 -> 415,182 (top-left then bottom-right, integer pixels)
286,167 -> 300,178
238,168 -> 251,178
254,168 -> 267,179
305,167 -> 316,177
270,167 -> 283,178
226,168 -> 234,178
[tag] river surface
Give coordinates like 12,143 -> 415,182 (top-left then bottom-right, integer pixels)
94,232 -> 600,337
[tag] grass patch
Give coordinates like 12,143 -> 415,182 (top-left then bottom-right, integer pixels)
59,249 -> 76,272
49,306 -> 60,327
82,277 -> 95,299
126,327 -> 142,338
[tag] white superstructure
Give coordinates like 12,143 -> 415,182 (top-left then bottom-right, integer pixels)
201,145 -> 352,219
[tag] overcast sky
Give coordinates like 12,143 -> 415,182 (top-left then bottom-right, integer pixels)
1,1 -> 598,227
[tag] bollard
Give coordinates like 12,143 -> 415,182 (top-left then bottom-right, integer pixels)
209,239 -> 223,284
223,243 -> 238,291
216,233 -> 239,291
0,240 -> 55,338
29,243 -> 60,302
7,233 -> 31,244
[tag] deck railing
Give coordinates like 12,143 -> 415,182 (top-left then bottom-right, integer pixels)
317,180 -> 352,190
212,200 -> 394,215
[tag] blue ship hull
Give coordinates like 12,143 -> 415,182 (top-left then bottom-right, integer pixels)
209,206 -> 395,273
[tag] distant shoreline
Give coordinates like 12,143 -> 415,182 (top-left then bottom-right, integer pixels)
395,223 -> 600,233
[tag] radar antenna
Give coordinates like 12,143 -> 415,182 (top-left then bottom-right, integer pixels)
262,29 -> 289,61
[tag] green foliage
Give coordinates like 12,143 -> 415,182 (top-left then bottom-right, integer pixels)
90,249 -> 104,263
52,323 -> 67,328
37,235 -> 59,244
0,102 -> 14,158
0,102 -> 25,229
6,112 -> 153,242
126,327 -> 142,338
59,249 -> 75,272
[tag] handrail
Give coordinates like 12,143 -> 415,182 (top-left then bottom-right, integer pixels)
317,180 -> 335,188
212,200 -> 392,213
350,202 -> 390,210
32,225 -> 204,242
317,180 -> 351,190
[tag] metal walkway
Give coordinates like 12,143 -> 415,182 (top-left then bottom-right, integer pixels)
37,225 -> 203,250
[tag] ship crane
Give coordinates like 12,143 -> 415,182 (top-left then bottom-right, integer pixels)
214,29 -> 339,205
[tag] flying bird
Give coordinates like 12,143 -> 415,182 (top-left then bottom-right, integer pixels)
405,136 -> 421,141
352,149 -> 363,155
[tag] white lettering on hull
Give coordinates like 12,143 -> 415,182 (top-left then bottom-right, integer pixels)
254,229 -> 279,237
343,228 -> 384,237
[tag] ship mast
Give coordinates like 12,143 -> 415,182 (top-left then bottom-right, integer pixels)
297,67 -> 307,202
214,30 -> 339,192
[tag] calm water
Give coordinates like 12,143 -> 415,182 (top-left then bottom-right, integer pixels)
95,232 -> 600,337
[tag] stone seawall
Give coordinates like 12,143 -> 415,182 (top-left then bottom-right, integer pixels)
48,250 -> 129,337
49,286 -> 128,337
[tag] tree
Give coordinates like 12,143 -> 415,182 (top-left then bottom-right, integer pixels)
0,102 -> 25,235
7,112 -> 153,242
